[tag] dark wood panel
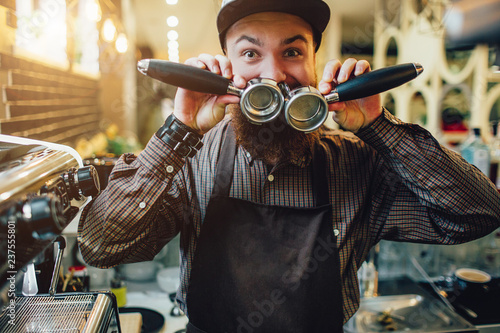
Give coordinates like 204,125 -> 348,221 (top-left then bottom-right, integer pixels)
6,104 -> 92,117
6,105 -> 98,118
15,122 -> 101,145
2,106 -> 99,125
0,53 -> 101,147
8,69 -> 97,89
4,85 -> 98,101
3,114 -> 99,137
0,53 -> 97,85
6,98 -> 98,107
46,123 -> 101,142
0,0 -> 15,10
6,7 -> 16,28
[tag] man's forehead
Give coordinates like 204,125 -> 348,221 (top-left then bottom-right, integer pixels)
231,34 -> 311,47
228,12 -> 314,35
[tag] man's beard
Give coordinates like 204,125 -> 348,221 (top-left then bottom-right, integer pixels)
228,104 -> 320,165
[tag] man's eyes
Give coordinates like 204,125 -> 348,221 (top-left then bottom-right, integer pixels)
243,50 -> 259,59
241,48 -> 302,60
284,49 -> 302,57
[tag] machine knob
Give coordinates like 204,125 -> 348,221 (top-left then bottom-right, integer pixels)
22,194 -> 66,239
75,165 -> 100,198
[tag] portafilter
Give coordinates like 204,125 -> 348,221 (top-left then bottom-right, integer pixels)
137,59 -> 423,132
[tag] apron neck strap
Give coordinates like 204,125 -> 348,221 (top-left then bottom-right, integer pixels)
311,142 -> 330,207
212,123 -> 237,198
212,123 -> 330,206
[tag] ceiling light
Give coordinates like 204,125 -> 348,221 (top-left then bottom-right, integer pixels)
167,16 -> 179,27
167,30 -> 178,41
115,33 -> 128,53
102,18 -> 116,42
168,40 -> 179,49
166,0 -> 178,5
86,0 -> 101,22
168,48 -> 179,56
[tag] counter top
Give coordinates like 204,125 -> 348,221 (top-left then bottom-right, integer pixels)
417,277 -> 500,326
375,276 -> 500,325
120,280 -> 188,333
376,277 -> 500,332
118,277 -> 499,333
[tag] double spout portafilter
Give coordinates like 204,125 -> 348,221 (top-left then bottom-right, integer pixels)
137,59 -> 424,132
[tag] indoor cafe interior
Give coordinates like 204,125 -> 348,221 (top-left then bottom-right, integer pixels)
0,0 -> 499,332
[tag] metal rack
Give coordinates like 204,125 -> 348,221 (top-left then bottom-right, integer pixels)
0,292 -> 119,333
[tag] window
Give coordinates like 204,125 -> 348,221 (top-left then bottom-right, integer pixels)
16,0 -> 68,66
72,0 -> 100,75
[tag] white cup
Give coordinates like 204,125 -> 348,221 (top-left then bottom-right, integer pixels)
454,268 -> 491,294
455,268 -> 491,283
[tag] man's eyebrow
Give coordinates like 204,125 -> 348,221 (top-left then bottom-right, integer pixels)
282,34 -> 309,46
235,35 -> 263,47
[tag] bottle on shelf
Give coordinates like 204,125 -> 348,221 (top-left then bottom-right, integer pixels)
481,228 -> 500,277
461,127 -> 491,178
110,266 -> 127,308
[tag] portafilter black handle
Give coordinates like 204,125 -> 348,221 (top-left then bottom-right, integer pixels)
137,59 -> 236,96
137,59 -> 424,107
325,63 -> 424,103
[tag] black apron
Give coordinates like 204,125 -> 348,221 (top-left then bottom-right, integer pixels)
186,126 -> 343,333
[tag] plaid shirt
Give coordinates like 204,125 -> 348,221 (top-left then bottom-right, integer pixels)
78,109 -> 500,323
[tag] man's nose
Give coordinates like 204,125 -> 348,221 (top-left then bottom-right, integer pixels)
260,58 -> 287,83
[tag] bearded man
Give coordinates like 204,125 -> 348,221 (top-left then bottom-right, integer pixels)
79,1 -> 500,332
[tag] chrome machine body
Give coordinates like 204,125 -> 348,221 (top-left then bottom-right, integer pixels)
0,135 -> 120,333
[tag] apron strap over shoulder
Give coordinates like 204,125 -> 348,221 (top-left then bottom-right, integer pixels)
212,123 -> 237,199
312,141 -> 330,207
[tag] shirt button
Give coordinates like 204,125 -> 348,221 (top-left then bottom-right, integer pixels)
166,165 -> 174,173
246,152 -> 251,158
334,229 -> 340,237
268,174 -> 275,182
139,202 -> 146,209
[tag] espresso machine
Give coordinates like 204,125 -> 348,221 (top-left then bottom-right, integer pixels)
0,134 -> 121,332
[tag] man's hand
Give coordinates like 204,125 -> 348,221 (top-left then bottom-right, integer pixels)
318,58 -> 382,133
173,54 -> 246,134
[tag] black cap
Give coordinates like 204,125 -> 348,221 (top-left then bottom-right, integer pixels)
217,0 -> 331,52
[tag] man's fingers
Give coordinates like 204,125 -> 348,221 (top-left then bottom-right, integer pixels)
337,58 -> 358,83
354,60 -> 371,76
322,59 -> 342,83
215,54 -> 233,79
319,59 -> 342,94
185,57 -> 206,69
198,53 -> 222,74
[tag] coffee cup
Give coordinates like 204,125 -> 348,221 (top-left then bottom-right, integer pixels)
454,268 -> 491,294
